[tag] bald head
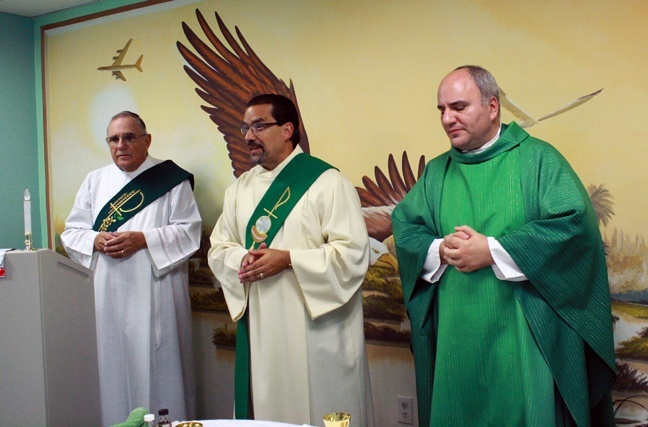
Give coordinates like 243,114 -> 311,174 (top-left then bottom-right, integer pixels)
437,67 -> 501,151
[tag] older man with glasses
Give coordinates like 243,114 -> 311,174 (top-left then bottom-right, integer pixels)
61,111 -> 202,426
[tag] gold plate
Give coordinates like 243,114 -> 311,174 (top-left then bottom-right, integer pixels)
176,423 -> 203,427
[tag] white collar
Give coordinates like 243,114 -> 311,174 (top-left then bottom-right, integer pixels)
462,124 -> 502,154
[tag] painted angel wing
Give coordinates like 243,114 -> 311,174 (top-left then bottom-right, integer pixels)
177,9 -> 310,177
537,88 -> 603,123
500,87 -> 603,128
357,151 -> 426,242
499,88 -> 537,128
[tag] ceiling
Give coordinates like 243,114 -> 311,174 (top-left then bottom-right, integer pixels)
0,0 -> 99,18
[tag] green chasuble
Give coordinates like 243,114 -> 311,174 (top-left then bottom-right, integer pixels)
432,140 -> 555,425
391,122 -> 616,427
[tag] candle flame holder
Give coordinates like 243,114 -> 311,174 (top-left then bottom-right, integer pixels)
24,233 -> 34,251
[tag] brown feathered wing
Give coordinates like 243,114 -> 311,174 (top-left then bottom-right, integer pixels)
176,9 -> 310,177
177,10 -> 425,244
357,151 -> 426,242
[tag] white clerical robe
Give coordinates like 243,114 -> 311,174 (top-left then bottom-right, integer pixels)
61,156 -> 201,426
208,147 -> 375,427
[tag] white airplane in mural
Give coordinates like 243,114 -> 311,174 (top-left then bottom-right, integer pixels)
97,39 -> 143,81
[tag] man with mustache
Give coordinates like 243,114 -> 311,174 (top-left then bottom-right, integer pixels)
392,66 -> 615,426
208,94 -> 374,426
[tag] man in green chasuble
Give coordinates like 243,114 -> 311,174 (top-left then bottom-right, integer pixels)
391,66 -> 615,426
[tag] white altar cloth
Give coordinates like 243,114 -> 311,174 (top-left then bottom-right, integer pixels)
173,421 -> 315,427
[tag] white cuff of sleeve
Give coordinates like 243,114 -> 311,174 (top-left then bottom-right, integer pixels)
488,237 -> 527,282
420,238 -> 448,283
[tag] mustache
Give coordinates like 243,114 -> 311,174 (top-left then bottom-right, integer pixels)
247,141 -> 263,150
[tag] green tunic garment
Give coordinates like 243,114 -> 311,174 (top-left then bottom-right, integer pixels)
391,123 -> 616,427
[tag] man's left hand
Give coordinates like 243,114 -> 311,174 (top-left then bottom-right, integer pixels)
238,243 -> 291,283
103,231 -> 147,258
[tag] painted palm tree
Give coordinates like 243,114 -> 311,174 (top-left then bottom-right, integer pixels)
588,183 -> 615,227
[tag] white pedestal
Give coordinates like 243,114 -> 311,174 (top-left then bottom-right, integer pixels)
0,249 -> 101,425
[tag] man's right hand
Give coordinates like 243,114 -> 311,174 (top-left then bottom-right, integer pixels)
94,232 -> 114,254
439,229 -> 470,264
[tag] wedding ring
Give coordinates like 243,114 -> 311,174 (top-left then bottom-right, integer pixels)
122,249 -> 125,255
259,272 -> 264,279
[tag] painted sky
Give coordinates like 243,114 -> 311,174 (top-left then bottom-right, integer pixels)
45,0 -> 647,242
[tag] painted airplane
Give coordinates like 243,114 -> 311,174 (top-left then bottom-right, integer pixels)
97,39 -> 143,81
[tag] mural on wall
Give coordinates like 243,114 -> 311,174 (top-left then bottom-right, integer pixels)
177,9 -> 413,347
499,88 -> 603,129
174,8 -> 648,424
42,1 -> 648,423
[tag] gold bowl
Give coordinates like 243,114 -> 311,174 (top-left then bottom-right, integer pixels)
176,423 -> 203,427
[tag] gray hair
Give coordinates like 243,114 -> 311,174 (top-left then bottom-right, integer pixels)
454,65 -> 500,108
108,111 -> 147,134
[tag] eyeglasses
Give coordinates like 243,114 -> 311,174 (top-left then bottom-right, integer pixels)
106,133 -> 147,145
240,122 -> 279,135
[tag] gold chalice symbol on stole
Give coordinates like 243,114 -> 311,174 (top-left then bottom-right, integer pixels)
250,187 -> 291,248
99,189 -> 144,232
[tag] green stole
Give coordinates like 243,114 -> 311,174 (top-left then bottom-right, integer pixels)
93,160 -> 194,232
235,152 -> 335,419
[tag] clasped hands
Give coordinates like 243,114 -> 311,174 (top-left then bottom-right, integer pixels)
239,243 -> 291,283
94,231 -> 146,258
440,225 -> 494,273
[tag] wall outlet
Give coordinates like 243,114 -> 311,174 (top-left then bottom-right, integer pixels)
397,396 -> 413,424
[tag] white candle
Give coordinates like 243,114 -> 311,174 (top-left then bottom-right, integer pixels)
24,189 -> 31,235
